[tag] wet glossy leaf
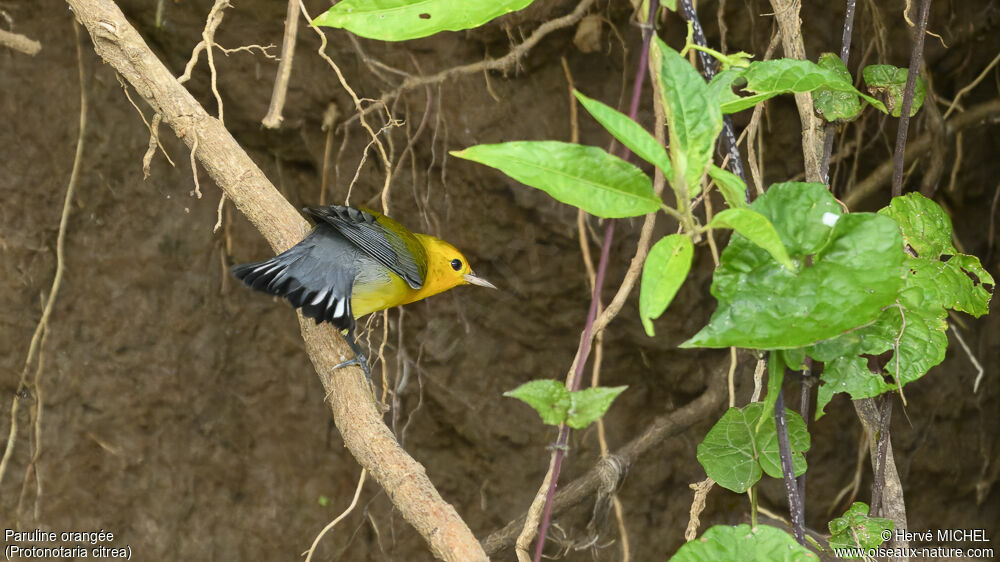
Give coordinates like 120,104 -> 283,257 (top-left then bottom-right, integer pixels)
671,524 -> 817,562
684,183 -> 905,349
863,64 -> 926,118
452,142 -> 659,218
654,37 -> 723,199
696,402 -> 809,493
312,0 -> 535,41
828,503 -> 894,551
813,53 -> 862,122
566,386 -> 627,429
574,90 -> 673,178
640,234 -> 694,336
710,208 -> 796,272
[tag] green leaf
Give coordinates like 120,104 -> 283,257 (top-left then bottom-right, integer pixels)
813,53 -> 863,122
566,386 -> 627,429
451,141 -> 659,218
719,59 -> 885,114
708,165 -> 747,209
710,208 -> 796,272
696,402 -> 809,493
671,524 -> 817,562
311,0 -> 535,41
574,90 -> 673,178
640,234 -> 694,336
504,380 -> 570,426
863,64 -> 926,117
653,37 -> 724,199
684,183 -> 906,349
757,350 -> 784,433
828,503 -> 894,551
811,194 -> 994,417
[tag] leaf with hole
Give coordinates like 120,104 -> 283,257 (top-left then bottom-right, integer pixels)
312,0 -> 536,41
671,524 -> 817,561
640,234 -> 694,336
451,141 -> 659,218
719,58 -> 885,114
574,90 -> 673,178
863,64 -> 926,118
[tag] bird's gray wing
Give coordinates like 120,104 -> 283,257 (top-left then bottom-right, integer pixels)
231,225 -> 357,331
304,206 -> 426,289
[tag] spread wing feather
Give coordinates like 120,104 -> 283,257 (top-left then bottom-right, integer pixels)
304,206 -> 426,289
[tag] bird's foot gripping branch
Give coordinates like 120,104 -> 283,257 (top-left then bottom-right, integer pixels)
452,24 -> 993,559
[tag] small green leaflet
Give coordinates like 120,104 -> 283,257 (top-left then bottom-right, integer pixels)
312,0 -> 535,41
709,208 -> 796,272
684,183 -> 906,349
574,90 -> 673,178
813,53 -> 863,122
708,165 -> 747,209
716,58 -> 886,114
640,234 -> 694,337
451,142 -> 659,218
696,402 -> 809,494
828,503 -> 894,551
811,193 -> 994,418
671,524 -> 816,562
504,380 -> 627,430
863,64 -> 926,118
653,37 -> 723,200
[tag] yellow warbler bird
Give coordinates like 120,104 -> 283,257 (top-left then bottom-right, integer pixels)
232,206 -> 495,377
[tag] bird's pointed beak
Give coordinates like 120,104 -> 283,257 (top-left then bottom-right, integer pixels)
464,272 -> 497,289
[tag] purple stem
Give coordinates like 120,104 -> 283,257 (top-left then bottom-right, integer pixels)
891,0 -> 933,197
532,2 -> 658,559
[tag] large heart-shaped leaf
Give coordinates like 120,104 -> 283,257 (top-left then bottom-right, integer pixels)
684,183 -> 905,349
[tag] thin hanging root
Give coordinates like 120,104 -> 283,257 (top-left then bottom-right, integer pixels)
303,469 -> 367,562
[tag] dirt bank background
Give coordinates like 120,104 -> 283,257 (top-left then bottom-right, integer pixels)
1,0 -> 997,560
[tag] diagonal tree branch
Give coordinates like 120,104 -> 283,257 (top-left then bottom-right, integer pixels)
65,1 -> 487,560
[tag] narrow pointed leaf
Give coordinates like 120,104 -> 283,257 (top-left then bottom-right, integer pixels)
710,208 -> 796,272
653,37 -> 723,199
708,165 -> 747,209
312,0 -> 535,41
452,141 -> 659,218
574,90 -> 673,177
640,234 -> 694,336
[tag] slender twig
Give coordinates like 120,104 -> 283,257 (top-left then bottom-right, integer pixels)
483,360 -> 728,555
0,28 -> 41,55
891,0 -> 933,197
304,469 -> 366,561
774,390 -> 805,545
678,0 -> 747,185
796,358 -> 813,502
261,0 -> 299,128
0,19 -> 87,493
845,98 -> 1000,206
820,0 -> 857,181
531,5 -> 657,559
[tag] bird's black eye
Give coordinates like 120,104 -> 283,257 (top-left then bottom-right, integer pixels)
450,259 -> 463,271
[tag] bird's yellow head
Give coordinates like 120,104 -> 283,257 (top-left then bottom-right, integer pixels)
410,234 -> 496,303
